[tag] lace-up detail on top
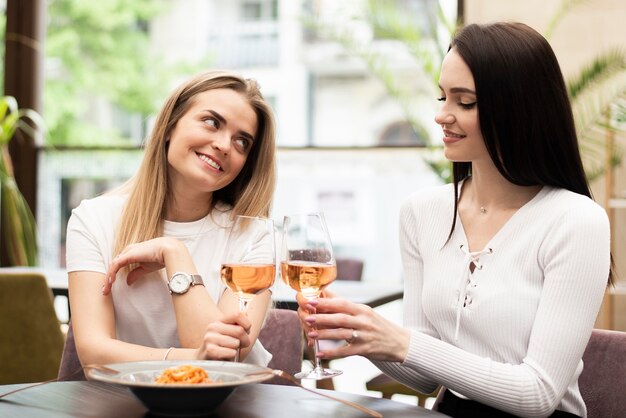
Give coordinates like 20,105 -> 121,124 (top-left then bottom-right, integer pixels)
454,244 -> 494,341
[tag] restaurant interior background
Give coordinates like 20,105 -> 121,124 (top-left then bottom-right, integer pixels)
2,0 -> 626,403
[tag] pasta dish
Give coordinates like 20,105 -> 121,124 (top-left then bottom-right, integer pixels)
155,364 -> 213,384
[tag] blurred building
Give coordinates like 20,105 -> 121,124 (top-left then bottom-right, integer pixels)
39,0 -> 446,284
38,0 -> 626,315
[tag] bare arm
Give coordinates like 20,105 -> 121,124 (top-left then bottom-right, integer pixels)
69,270 -> 198,365
76,237 -> 269,364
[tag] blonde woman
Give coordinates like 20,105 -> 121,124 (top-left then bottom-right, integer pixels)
66,70 -> 276,366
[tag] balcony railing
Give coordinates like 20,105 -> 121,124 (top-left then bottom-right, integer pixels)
206,21 -> 279,68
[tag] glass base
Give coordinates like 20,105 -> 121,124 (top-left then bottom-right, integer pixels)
295,367 -> 343,380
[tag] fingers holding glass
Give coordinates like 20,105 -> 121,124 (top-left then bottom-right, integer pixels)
220,216 -> 276,362
197,317 -> 251,360
281,212 -> 342,380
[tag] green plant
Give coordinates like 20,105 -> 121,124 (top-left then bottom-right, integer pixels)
566,49 -> 626,180
0,96 -> 43,266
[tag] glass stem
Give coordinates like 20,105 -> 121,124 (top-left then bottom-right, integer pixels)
309,300 -> 324,373
235,298 -> 250,363
313,337 -> 323,372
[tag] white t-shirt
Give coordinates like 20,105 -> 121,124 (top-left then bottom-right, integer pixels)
66,193 -> 271,366
374,183 -> 610,418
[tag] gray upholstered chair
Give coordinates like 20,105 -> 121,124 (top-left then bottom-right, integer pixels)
578,328 -> 626,418
430,329 -> 626,416
0,272 -> 65,384
58,308 -> 303,385
335,258 -> 364,281
57,320 -> 84,381
258,308 -> 303,385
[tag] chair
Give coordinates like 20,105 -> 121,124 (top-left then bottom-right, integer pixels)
57,321 -> 85,381
259,308 -> 304,385
58,309 -> 304,384
335,258 -> 364,281
429,329 -> 626,416
366,374 -> 441,407
578,328 -> 626,418
0,272 -> 65,384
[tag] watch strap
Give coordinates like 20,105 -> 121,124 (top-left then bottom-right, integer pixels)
189,274 -> 204,287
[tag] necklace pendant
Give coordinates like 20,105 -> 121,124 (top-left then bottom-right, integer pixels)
480,206 -> 487,214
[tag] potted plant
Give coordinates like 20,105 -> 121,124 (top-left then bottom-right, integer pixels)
0,95 -> 43,266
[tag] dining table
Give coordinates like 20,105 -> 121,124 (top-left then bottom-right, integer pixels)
0,381 -> 446,418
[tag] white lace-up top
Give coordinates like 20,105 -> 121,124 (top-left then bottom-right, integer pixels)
373,183 -> 610,418
454,244 -> 494,341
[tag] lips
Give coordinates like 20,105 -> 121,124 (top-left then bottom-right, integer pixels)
196,152 -> 222,171
442,129 -> 466,144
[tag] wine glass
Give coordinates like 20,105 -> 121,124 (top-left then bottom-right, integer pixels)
280,212 -> 342,380
220,215 -> 276,362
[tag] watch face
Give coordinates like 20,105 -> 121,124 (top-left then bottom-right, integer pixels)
169,273 -> 191,294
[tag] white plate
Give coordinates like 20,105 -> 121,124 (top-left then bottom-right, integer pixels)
86,360 -> 273,388
86,360 -> 273,416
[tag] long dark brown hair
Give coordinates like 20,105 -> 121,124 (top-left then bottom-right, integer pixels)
446,22 -> 613,285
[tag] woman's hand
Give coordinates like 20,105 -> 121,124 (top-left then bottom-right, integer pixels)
195,312 -> 251,360
299,296 -> 410,362
296,288 -> 337,330
103,237 -> 189,295
296,290 -> 335,346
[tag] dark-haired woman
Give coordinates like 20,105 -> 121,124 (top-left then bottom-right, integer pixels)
296,22 -> 611,418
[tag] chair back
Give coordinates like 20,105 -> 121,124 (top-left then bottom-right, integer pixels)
432,329 -> 626,417
579,329 -> 626,418
59,309 -> 303,384
0,272 -> 65,384
336,258 -> 364,281
57,321 -> 85,381
431,386 -> 446,411
259,308 -> 303,385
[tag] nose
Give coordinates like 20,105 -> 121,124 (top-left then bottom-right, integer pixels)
211,132 -> 231,155
434,104 -> 455,126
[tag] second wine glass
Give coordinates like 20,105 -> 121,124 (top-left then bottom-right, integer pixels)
220,215 -> 276,362
280,212 -> 342,380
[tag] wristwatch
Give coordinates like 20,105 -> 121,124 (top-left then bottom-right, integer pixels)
168,272 -> 204,295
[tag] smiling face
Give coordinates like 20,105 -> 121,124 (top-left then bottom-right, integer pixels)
166,88 -> 258,201
435,48 -> 489,164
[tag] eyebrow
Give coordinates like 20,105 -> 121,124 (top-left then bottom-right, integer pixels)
207,109 -> 255,141
438,85 -> 477,95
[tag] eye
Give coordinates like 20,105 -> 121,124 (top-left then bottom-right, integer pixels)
204,117 -> 219,129
436,96 -> 445,102
233,137 -> 252,153
460,102 -> 477,110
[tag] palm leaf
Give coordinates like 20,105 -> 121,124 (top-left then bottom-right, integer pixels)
568,49 -> 626,100
567,49 -> 626,179
544,0 -> 591,40
0,96 -> 43,266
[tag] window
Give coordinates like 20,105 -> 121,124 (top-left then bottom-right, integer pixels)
240,0 -> 278,21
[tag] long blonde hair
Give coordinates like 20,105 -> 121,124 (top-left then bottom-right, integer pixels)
113,70 -> 276,256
